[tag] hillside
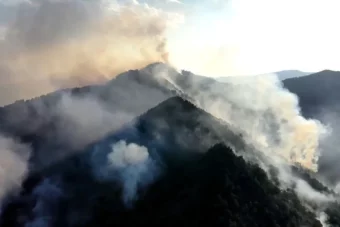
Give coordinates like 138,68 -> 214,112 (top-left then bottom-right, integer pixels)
0,96 -> 330,227
0,63 -> 179,170
283,70 -> 340,117
0,63 -> 225,171
282,70 -> 340,183
0,64 -> 339,226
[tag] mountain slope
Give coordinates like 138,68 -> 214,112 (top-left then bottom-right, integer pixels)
282,70 -> 340,183
283,70 -> 340,117
0,62 -> 226,172
0,96 -> 327,227
0,63 -> 180,170
0,64 -> 339,226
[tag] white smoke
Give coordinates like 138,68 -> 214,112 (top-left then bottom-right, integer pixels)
149,64 -> 327,171
107,140 -> 159,206
317,212 -> 330,227
143,63 -> 338,217
108,141 -> 150,168
54,94 -> 134,150
2,92 -> 137,171
0,135 -> 31,203
294,179 -> 333,203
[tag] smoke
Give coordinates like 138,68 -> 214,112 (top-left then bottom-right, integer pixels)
317,212 -> 330,227
94,140 -> 160,206
0,0 -> 327,173
149,64 -> 327,171
0,0 -> 184,105
0,0 -> 336,224
108,141 -> 150,168
53,93 -> 134,150
294,179 -> 333,203
25,92 -> 139,170
0,134 -> 31,203
108,141 -> 159,206
0,92 -> 135,171
311,108 -> 340,184
142,64 -> 338,216
24,178 -> 65,227
0,64 -> 175,171
274,158 -> 335,205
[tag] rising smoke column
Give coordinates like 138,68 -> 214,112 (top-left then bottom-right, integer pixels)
92,140 -> 160,206
214,75 -> 327,171
149,64 -> 327,171
198,76 -> 326,171
0,0 -> 184,105
0,135 -> 31,203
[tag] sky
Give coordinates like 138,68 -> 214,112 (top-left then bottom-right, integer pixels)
159,0 -> 340,76
1,0 -> 340,77
0,0 -> 339,105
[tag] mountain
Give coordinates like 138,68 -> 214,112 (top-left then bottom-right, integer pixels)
283,70 -> 340,117
0,96 -> 333,227
0,64 -> 339,226
0,62 -> 223,171
0,63 -> 179,170
275,70 -> 311,80
218,70 -> 311,82
282,70 -> 340,183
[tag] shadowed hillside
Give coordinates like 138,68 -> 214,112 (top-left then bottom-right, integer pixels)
283,70 -> 340,117
283,70 -> 340,183
0,96 -> 329,227
0,65 -> 340,226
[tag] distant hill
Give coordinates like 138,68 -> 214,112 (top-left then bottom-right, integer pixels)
218,70 -> 311,82
275,70 -> 312,80
283,70 -> 340,116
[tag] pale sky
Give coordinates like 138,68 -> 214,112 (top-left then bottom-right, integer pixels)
163,0 -> 340,76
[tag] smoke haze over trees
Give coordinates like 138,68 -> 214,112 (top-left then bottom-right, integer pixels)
0,1 -> 340,227
0,63 -> 339,226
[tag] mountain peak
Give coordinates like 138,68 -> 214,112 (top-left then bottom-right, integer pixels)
317,69 -> 339,75
140,62 -> 180,78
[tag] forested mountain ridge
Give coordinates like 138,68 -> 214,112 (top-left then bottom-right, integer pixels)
0,65 -> 339,226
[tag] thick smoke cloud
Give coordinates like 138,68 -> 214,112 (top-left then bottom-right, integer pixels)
26,92 -> 137,170
294,179 -> 333,203
0,135 -> 30,203
0,0 -> 183,105
144,64 -> 339,219
53,94 -> 134,150
152,64 -> 327,171
0,1 -> 337,225
0,65 -> 173,171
